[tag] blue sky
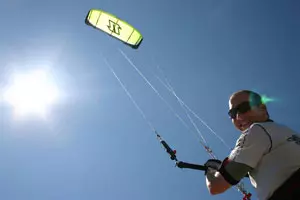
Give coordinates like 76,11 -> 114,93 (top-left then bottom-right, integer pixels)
0,0 -> 300,200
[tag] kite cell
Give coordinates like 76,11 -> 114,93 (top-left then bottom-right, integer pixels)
85,9 -> 143,49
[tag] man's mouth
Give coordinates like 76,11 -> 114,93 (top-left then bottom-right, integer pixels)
239,122 -> 251,130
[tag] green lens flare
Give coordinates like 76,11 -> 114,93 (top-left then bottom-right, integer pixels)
261,95 -> 276,104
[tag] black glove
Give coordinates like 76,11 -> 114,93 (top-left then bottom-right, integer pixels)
204,159 -> 222,175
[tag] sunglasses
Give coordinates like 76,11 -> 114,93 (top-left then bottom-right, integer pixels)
228,101 -> 261,119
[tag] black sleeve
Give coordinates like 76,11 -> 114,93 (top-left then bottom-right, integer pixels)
218,157 -> 253,185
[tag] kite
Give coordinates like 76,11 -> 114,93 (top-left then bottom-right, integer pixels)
85,9 -> 143,49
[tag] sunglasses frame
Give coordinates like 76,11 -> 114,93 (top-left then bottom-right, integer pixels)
228,101 -> 261,119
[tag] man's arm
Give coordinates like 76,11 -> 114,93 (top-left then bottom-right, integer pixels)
205,158 -> 253,195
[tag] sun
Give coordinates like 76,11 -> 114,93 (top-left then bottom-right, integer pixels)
3,69 -> 60,118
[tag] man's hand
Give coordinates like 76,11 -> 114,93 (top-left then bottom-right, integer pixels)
204,159 -> 232,195
204,159 -> 222,175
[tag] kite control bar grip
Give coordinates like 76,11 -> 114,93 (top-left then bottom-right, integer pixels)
160,140 -> 177,160
157,134 -> 178,161
176,161 -> 207,171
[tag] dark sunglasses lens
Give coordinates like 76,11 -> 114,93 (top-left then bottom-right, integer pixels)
228,109 -> 237,118
238,102 -> 252,113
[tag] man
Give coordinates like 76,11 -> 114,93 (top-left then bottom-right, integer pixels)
204,90 -> 300,200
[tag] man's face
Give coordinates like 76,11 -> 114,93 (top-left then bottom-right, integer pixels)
228,92 -> 265,131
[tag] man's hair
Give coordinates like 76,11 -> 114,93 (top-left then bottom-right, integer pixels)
231,90 -> 263,105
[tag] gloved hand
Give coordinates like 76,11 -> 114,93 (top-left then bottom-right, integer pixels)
204,159 -> 222,175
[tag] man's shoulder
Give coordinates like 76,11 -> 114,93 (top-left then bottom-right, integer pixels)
245,120 -> 282,134
249,121 -> 295,134
238,122 -> 276,144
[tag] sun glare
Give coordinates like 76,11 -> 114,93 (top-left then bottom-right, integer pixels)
3,69 -> 60,118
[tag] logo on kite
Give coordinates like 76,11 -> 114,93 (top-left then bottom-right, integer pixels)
107,20 -> 122,35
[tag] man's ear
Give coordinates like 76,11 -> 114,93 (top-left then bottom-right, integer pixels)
258,104 -> 269,118
259,104 -> 267,111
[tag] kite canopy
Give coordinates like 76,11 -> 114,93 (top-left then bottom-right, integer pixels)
85,9 -> 143,49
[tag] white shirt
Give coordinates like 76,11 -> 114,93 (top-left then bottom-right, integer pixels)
229,121 -> 300,200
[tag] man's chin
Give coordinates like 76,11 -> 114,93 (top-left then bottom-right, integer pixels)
238,123 -> 253,132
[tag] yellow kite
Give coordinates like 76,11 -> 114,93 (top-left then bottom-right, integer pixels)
85,9 -> 143,49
